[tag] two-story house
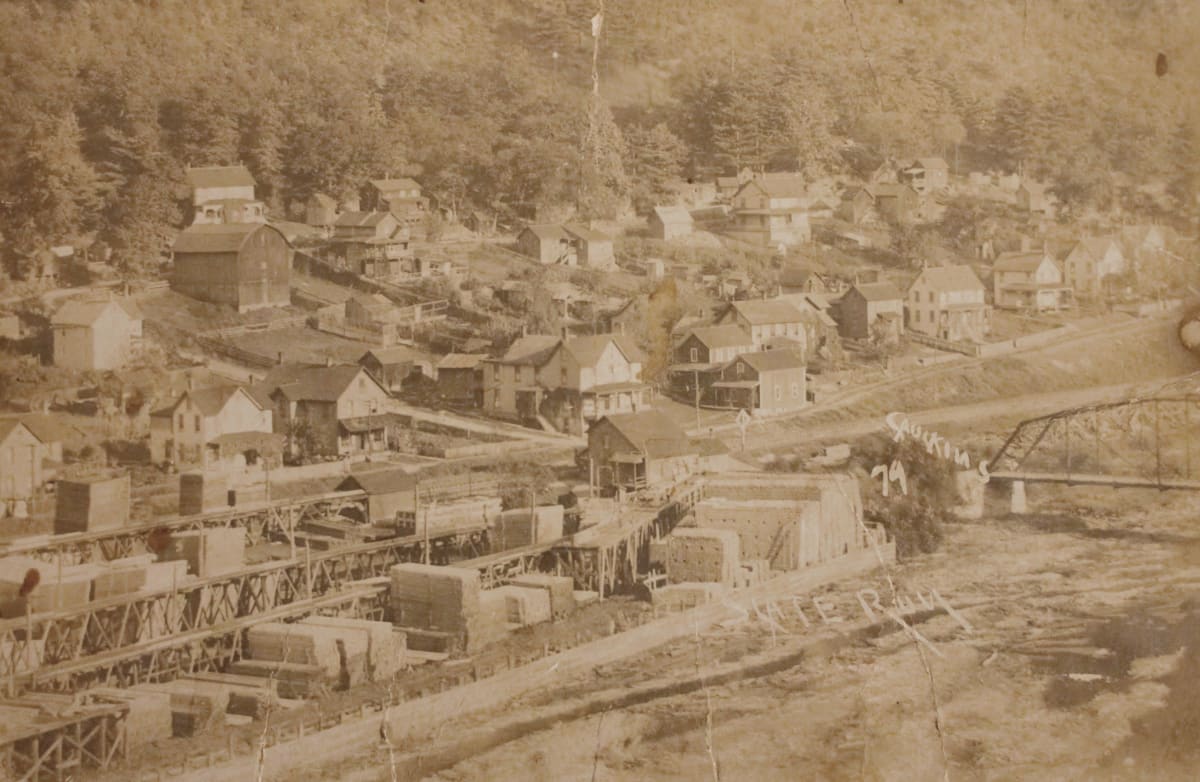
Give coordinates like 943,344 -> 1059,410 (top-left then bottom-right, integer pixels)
905,265 -> 990,342
716,299 -> 809,353
482,335 -> 562,422
149,385 -> 279,471
253,364 -> 393,459
834,282 -> 905,341
727,174 -> 813,247
51,297 -> 143,372
539,335 -> 650,435
667,324 -> 755,405
1062,237 -> 1126,298
330,212 -> 411,279
185,165 -> 257,219
993,251 -> 1071,311
366,177 -> 428,226
710,349 -> 807,415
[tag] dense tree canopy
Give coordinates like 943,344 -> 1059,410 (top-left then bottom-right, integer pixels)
0,0 -> 1195,278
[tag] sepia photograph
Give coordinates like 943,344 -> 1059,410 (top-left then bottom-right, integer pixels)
0,0 -> 1198,779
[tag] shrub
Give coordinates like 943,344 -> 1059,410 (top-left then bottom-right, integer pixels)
855,435 -> 960,558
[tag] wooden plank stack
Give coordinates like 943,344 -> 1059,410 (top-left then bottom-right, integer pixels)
92,554 -> 156,600
509,574 -> 576,621
179,471 -> 228,516
665,528 -> 741,586
0,556 -> 100,616
492,585 -> 552,627
245,621 -> 369,690
493,505 -> 565,550
86,687 -> 173,749
133,680 -> 231,737
228,660 -> 328,700
473,591 -> 509,651
54,473 -> 130,534
300,616 -> 404,681
160,528 -> 245,577
389,563 -> 509,653
182,673 -> 277,719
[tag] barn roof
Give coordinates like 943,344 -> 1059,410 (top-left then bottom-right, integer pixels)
172,223 -> 283,254
186,165 -> 256,190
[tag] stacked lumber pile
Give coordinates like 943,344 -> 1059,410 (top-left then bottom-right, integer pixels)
509,574 -> 576,621
228,660 -> 328,700
246,621 -> 368,690
650,582 -> 728,611
160,528 -> 245,577
54,473 -> 130,534
133,680 -> 230,737
86,687 -> 173,749
0,557 -> 100,615
666,528 -> 741,586
300,616 -> 404,681
0,634 -> 44,676
142,560 -> 190,593
182,672 -> 277,719
473,591 -> 509,651
390,563 -> 508,654
92,554 -> 156,600
493,505 -> 565,551
179,472 -> 228,516
492,585 -> 552,627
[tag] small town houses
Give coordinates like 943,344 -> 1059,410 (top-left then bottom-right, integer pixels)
992,251 -> 1072,311
251,364 -> 394,459
710,349 -> 807,414
726,174 -> 814,247
149,384 -> 280,471
905,265 -> 991,343
834,282 -> 904,342
516,223 -> 615,267
0,415 -> 66,514
1061,237 -> 1126,298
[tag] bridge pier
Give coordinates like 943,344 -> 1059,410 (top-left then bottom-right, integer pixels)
1010,480 -> 1027,514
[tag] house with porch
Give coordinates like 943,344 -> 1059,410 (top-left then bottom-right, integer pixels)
481,335 -> 562,422
330,212 -> 411,279
252,364 -> 394,460
1061,237 -> 1126,298
905,265 -> 990,342
539,335 -> 650,436
586,410 -> 699,493
993,251 -> 1072,311
726,174 -> 813,247
716,299 -> 808,352
149,385 -> 280,471
667,324 -> 755,406
710,349 -> 807,414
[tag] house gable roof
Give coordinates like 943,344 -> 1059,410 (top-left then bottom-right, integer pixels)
255,364 -> 383,404
737,349 -> 805,373
177,386 -> 261,417
522,224 -> 572,242
911,265 -> 984,292
563,223 -> 612,243
437,353 -> 486,370
561,334 -> 643,368
1071,236 -> 1121,262
849,281 -> 904,302
682,324 -> 752,351
50,299 -> 138,328
727,299 -> 806,326
994,251 -> 1054,273
652,206 -> 693,225
336,467 -> 416,495
593,410 -> 690,458
334,211 -> 396,229
186,165 -> 256,190
172,223 -> 286,254
370,178 -> 421,193
360,345 -> 431,366
496,335 -> 561,367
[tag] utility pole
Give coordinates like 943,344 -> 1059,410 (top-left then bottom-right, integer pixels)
693,369 -> 701,429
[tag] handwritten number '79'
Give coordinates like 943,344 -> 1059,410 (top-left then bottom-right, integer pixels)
872,460 -> 908,497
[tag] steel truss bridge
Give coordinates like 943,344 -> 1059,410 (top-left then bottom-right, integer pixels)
988,395 -> 1200,490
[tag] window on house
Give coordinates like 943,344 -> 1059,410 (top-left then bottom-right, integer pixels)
194,415 -> 201,433
177,414 -> 184,430
791,382 -> 800,398
689,347 -> 698,363
914,310 -> 920,323
736,362 -> 745,377
774,385 -> 782,401
928,291 -> 934,303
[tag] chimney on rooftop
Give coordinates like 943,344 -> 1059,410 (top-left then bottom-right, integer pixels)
325,356 -> 334,368
186,373 -> 194,392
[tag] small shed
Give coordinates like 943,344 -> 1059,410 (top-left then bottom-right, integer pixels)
648,206 -> 694,241
337,469 -> 417,526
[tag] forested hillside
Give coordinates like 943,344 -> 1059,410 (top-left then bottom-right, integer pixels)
0,0 -> 1196,278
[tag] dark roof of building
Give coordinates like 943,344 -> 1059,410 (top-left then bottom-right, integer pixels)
994,251 -> 1053,272
334,211 -> 395,228
849,281 -> 904,301
437,353 -> 486,370
727,299 -> 806,325
682,324 -> 752,350
740,174 -> 808,200
186,165 -> 256,190
912,265 -> 984,292
360,346 -> 431,366
561,334 -> 643,368
254,364 -> 380,403
563,223 -> 612,243
652,206 -> 693,225
866,182 -> 917,199
50,298 -> 141,327
521,224 -> 572,242
172,223 -> 284,254
496,335 -> 561,366
738,349 -> 805,373
779,266 -> 822,287
595,409 -> 691,459
178,385 -> 258,416
309,193 -> 337,208
336,467 -> 416,495
370,178 -> 421,193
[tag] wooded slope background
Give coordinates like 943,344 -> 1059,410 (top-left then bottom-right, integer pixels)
0,0 -> 1196,277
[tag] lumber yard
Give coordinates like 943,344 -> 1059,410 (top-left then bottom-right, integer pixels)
0,461 -> 889,781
